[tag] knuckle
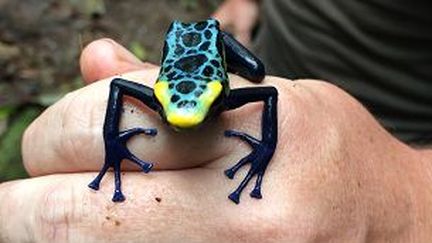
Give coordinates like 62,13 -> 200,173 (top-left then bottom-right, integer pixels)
297,79 -> 363,112
57,88 -> 104,169
34,178 -> 76,242
228,214 -> 288,242
32,176 -> 109,243
276,79 -> 365,131
224,207 -> 351,242
57,91 -> 82,166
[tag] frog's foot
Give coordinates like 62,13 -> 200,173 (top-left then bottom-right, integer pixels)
224,129 -> 275,204
88,127 -> 157,202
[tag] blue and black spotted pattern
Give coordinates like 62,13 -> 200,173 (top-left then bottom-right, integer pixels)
157,18 -> 228,109
90,17 -> 275,205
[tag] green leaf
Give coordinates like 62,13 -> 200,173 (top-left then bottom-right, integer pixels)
0,107 -> 42,182
0,106 -> 16,120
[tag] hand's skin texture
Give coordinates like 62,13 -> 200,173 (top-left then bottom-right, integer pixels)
1,39 -> 432,242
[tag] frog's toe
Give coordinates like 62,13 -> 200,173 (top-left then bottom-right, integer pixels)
119,127 -> 158,143
225,136 -> 274,204
144,128 -> 158,136
224,155 -> 252,179
141,163 -> 154,173
112,190 -> 126,202
250,187 -> 262,199
249,166 -> 265,199
224,129 -> 260,148
228,191 -> 241,204
224,130 -> 236,137
88,180 -> 100,191
127,153 -> 154,173
224,168 -> 236,179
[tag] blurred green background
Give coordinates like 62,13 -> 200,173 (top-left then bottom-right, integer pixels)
0,0 -> 220,182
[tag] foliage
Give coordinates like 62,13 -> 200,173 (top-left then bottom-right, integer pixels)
0,106 -> 43,182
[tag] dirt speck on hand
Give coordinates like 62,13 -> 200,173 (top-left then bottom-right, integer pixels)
155,197 -> 162,203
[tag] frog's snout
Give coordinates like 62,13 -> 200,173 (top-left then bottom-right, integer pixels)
154,80 -> 224,129
165,105 -> 206,129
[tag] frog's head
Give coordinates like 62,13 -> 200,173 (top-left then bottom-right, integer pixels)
154,80 -> 225,130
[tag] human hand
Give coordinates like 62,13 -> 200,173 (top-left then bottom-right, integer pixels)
1,39 -> 432,242
212,0 -> 260,46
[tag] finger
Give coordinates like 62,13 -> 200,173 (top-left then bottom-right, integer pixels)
0,166 -> 294,242
212,0 -> 233,28
212,0 -> 258,47
80,38 -> 156,84
22,68 -> 290,176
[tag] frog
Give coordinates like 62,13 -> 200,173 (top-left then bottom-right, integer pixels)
88,18 -> 278,204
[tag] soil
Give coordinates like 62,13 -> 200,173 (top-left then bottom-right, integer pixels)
0,0 -> 220,107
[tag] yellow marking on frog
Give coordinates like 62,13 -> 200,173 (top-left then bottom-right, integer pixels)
167,81 -> 222,128
167,110 -> 205,128
154,81 -> 170,111
198,80 -> 223,109
154,80 -> 223,128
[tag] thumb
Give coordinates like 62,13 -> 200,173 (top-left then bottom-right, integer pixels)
79,38 -> 156,84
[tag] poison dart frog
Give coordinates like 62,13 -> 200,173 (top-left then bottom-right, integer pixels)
88,18 -> 278,204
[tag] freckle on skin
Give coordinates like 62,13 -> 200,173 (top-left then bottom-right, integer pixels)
105,216 -> 111,220
155,197 -> 162,203
115,220 -> 121,226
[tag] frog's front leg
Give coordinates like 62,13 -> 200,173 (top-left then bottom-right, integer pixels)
88,78 -> 159,202
224,87 -> 278,204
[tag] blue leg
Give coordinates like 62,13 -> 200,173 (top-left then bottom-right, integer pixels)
88,161 -> 110,190
88,78 -> 160,202
127,152 -> 154,173
224,154 -> 252,179
221,31 -> 265,83
113,158 -> 125,202
223,87 -> 278,204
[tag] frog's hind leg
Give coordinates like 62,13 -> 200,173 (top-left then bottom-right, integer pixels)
223,131 -> 265,198
224,131 -> 270,203
221,31 -> 265,83
88,78 -> 159,202
223,87 -> 278,204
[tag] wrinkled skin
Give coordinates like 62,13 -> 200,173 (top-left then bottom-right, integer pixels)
1,39 -> 432,243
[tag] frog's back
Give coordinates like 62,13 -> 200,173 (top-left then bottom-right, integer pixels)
154,19 -> 229,128
158,19 -> 228,95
